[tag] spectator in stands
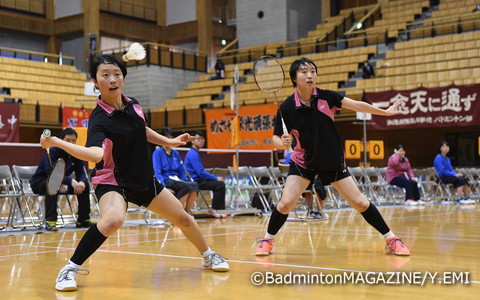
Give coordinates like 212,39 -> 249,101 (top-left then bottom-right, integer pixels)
40,54 -> 228,292
209,59 -> 225,80
30,127 -> 94,231
362,61 -> 375,79
386,144 -> 424,206
285,151 -> 328,219
255,57 -> 410,258
434,141 -> 473,204
152,127 -> 199,214
184,131 -> 227,217
473,4 -> 480,12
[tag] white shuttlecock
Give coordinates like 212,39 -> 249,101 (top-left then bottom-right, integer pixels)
122,42 -> 146,62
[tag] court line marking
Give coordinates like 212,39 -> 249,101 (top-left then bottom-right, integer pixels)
5,246 -> 477,285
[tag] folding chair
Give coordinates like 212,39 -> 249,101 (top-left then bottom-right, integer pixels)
465,168 -> 480,199
84,166 -> 100,216
0,165 -> 26,230
362,167 -> 391,205
268,166 -> 285,203
229,166 -> 271,211
416,167 -> 439,202
11,165 -> 44,229
431,167 -> 456,202
249,166 -> 283,205
348,167 -> 380,205
211,167 -> 234,208
12,165 -> 79,228
375,167 -> 405,205
184,167 -> 218,216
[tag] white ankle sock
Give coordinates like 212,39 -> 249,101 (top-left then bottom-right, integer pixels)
265,233 -> 275,240
384,231 -> 395,241
201,248 -> 214,257
67,260 -> 81,269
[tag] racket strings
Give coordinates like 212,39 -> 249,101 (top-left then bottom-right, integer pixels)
254,58 -> 285,93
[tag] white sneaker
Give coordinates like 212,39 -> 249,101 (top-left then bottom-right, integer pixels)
202,252 -> 229,272
55,266 -> 89,291
457,198 -> 475,204
405,200 -> 418,206
416,200 -> 426,205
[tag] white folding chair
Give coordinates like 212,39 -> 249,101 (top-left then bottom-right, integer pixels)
0,165 -> 26,230
11,165 -> 44,229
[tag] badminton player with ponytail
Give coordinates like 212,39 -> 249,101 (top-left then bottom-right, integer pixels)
40,48 -> 228,292
254,57 -> 411,257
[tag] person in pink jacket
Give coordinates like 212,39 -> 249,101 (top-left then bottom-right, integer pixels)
386,145 -> 424,206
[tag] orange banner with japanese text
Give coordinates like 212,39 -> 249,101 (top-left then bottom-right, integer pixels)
62,107 -> 92,128
205,103 -> 278,150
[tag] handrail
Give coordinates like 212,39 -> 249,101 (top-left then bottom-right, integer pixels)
93,42 -> 208,56
344,4 -> 381,36
217,38 -> 238,55
409,10 -> 480,27
217,33 -> 379,62
0,46 -> 75,61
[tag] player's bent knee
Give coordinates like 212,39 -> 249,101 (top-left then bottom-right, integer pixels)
101,217 -> 125,235
173,212 -> 194,228
277,201 -> 294,214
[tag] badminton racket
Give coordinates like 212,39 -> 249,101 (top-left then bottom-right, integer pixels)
253,56 -> 292,152
122,42 -> 146,62
43,129 -> 66,196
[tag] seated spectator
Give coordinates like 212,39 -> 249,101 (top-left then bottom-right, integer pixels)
386,144 -> 424,206
362,61 -> 375,79
434,141 -> 474,204
184,131 -> 227,217
30,128 -> 95,231
209,59 -> 225,80
152,128 -> 199,214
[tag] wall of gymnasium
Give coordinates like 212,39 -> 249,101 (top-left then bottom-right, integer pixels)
55,0 -> 82,19
236,0 -> 321,48
167,0 -> 196,25
286,0 -> 321,41
61,34 -> 84,72
123,65 -> 203,108
0,29 -> 46,54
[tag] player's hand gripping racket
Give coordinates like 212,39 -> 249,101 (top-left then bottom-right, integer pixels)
253,56 -> 292,152
43,129 -> 66,196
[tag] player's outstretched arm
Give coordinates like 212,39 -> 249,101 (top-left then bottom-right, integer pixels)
40,134 -> 104,163
342,97 -> 404,116
146,127 -> 194,147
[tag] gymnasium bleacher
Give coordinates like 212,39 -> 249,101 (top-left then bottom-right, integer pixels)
0,53 -> 96,109
160,0 -> 478,113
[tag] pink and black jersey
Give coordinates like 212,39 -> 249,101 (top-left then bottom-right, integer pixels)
86,94 -> 153,193
274,88 -> 345,172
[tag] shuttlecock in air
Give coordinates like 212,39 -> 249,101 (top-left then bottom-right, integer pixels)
122,42 -> 146,62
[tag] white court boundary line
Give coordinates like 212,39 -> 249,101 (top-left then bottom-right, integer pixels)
2,246 -> 478,284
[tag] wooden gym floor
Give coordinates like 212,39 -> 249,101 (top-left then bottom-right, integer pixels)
1,204 -> 479,299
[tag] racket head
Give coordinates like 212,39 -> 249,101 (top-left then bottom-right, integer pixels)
253,55 -> 285,93
46,158 -> 66,196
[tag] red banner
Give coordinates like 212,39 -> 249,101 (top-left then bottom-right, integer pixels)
62,107 -> 92,128
0,103 -> 20,142
365,84 -> 479,130
205,103 -> 278,149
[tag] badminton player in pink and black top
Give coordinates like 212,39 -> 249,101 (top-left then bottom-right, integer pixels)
255,57 -> 411,257
39,54 -> 228,292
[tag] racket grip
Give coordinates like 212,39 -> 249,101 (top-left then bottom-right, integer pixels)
43,129 -> 51,137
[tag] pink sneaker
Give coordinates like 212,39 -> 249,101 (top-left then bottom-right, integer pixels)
385,237 -> 410,256
255,237 -> 274,256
